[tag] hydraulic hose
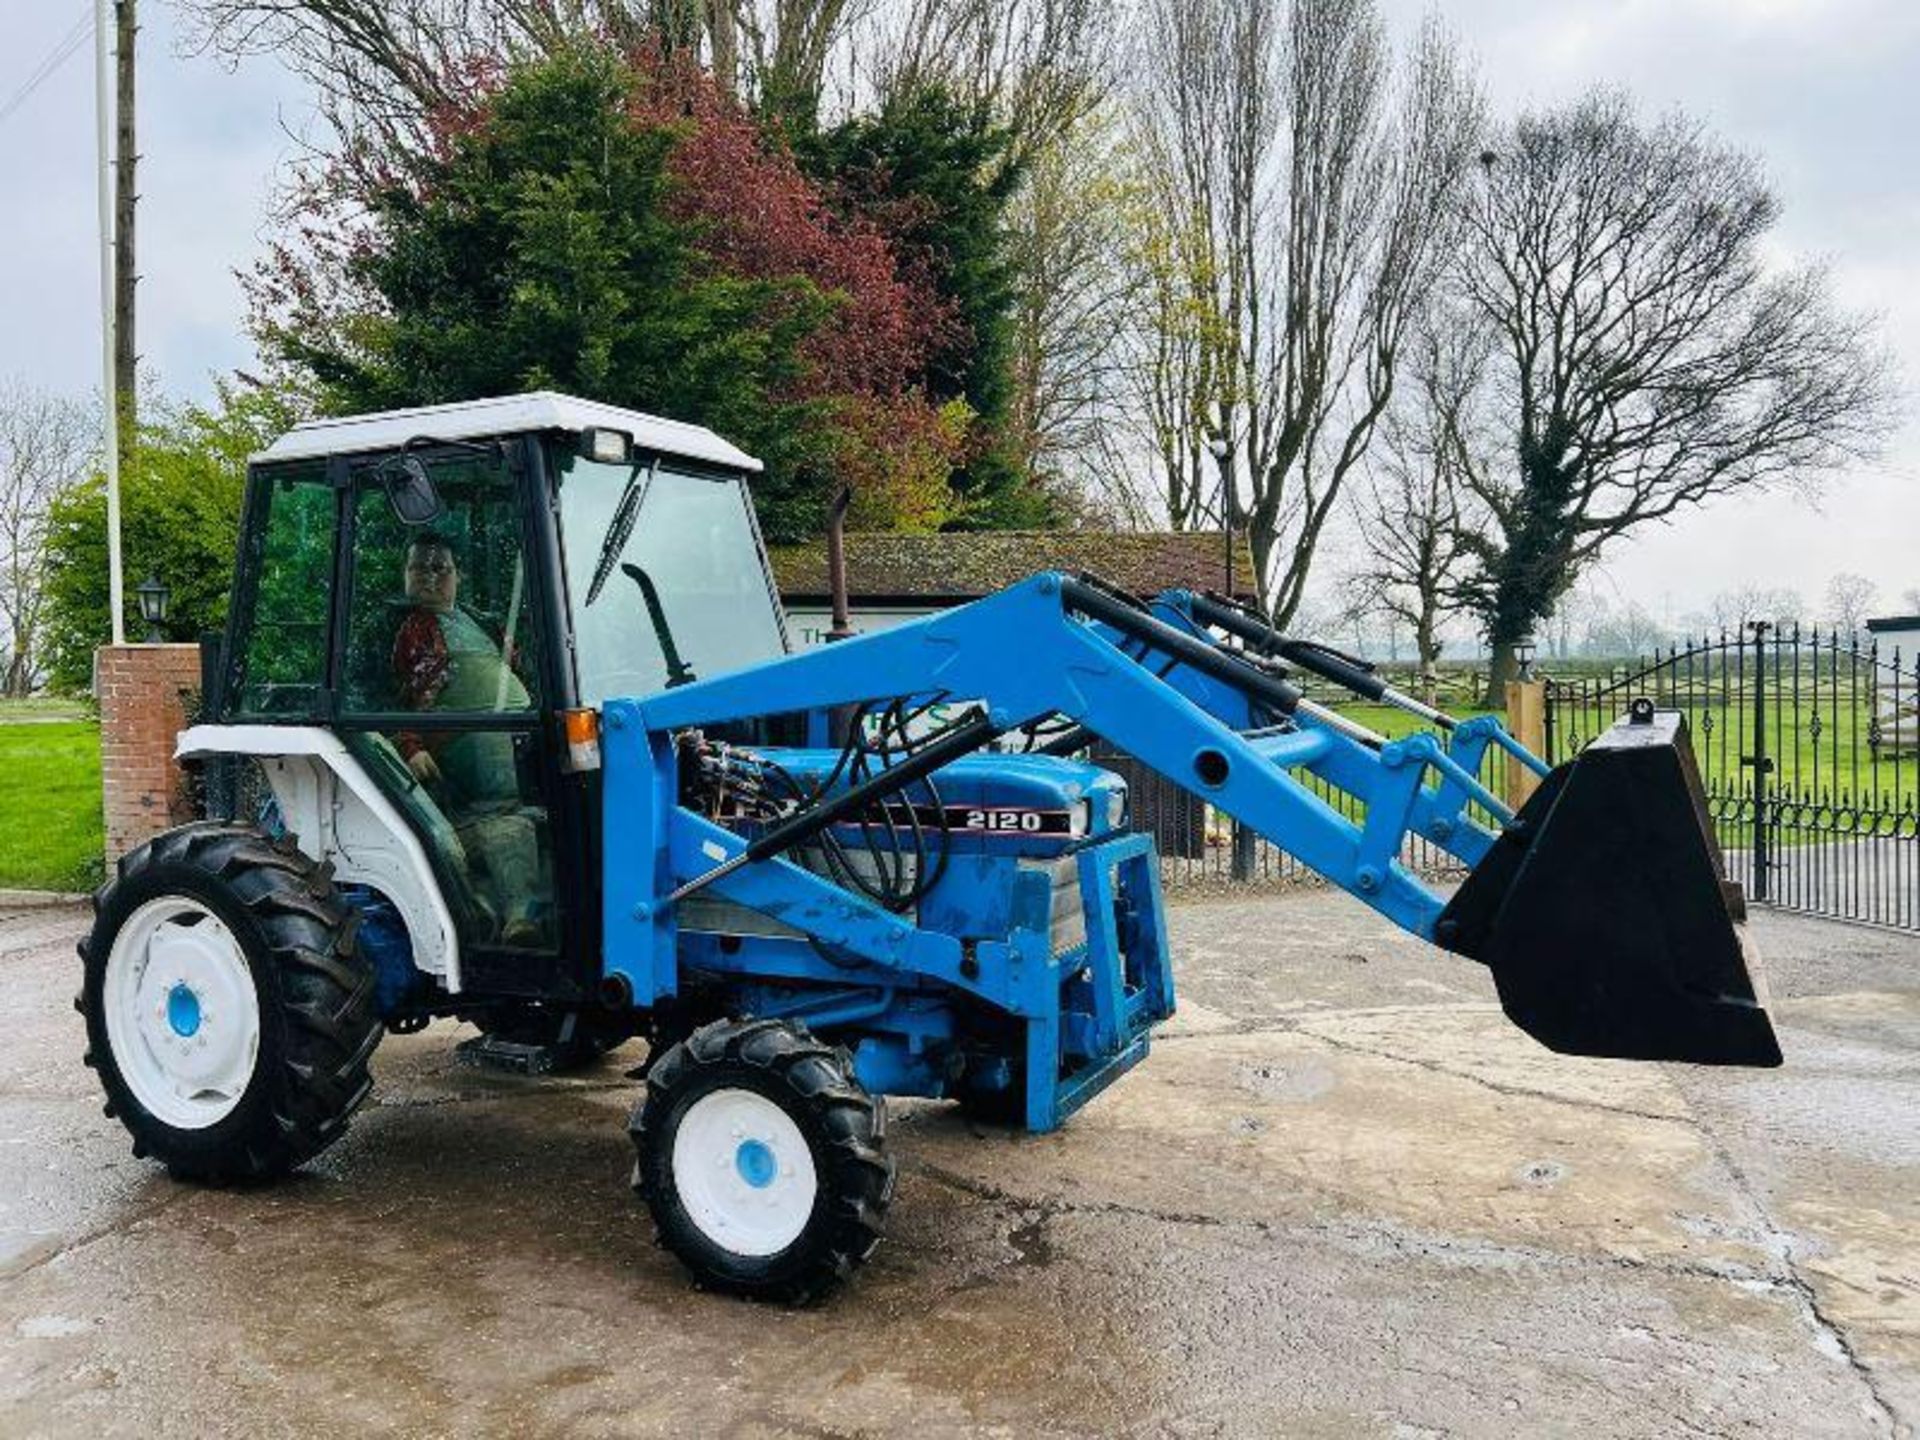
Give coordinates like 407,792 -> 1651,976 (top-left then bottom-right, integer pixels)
666,712 -> 1002,904
1185,591 -> 1455,731
1060,576 -> 1307,722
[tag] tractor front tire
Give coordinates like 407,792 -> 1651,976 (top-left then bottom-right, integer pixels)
79,823 -> 382,1184
631,1018 -> 893,1304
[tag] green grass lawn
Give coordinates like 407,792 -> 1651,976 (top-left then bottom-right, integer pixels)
1338,701 -> 1494,741
0,695 -> 91,722
1326,690 -> 1919,850
0,720 -> 103,892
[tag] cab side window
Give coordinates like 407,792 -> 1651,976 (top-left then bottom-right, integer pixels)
342,458 -> 542,715
230,463 -> 334,718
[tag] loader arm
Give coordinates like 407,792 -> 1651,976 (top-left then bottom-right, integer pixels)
635,572 -> 1468,938
1135,587 -> 1542,874
611,569 -> 1781,1071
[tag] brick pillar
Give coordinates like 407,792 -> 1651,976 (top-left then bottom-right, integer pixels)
97,644 -> 204,864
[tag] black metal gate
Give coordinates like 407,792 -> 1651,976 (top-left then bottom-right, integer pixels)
1545,626 -> 1920,930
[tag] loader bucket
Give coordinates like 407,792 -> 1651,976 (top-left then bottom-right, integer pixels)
1434,705 -> 1782,1067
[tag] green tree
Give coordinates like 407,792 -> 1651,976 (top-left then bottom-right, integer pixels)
268,49 -> 841,539
40,386 -> 290,692
257,48 -> 1002,542
806,84 -> 1051,528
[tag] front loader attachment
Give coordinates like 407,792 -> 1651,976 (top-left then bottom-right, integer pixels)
1434,705 -> 1782,1067
637,574 -> 1784,1079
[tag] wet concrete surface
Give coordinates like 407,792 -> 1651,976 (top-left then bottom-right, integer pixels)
1,894 -> 1915,1438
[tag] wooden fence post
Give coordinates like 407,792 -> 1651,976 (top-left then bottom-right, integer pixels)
1505,679 -> 1547,810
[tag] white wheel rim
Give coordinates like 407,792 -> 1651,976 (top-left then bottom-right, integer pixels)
102,896 -> 261,1130
671,1088 -> 818,1258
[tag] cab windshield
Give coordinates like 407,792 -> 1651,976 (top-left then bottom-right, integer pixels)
553,444 -> 788,706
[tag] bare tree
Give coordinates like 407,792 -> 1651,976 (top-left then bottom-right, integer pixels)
179,1 -> 534,146
1903,587 -> 1920,615
1454,91 -> 1898,691
1545,581 -> 1606,659
1822,571 -> 1879,638
851,0 -> 1116,161
1121,0 -> 1483,624
0,381 -> 96,695
179,0 -> 874,133
1691,584 -> 1806,637
1002,105 -> 1142,498
735,0 -> 884,124
1117,0 -> 1279,536
1584,599 -> 1669,660
1343,328 -> 1479,698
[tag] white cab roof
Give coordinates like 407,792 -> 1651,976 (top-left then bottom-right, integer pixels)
251,391 -> 763,472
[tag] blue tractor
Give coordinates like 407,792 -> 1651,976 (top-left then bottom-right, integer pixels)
77,394 -> 1780,1302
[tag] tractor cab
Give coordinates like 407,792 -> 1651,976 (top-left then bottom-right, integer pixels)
202,393 -> 788,1001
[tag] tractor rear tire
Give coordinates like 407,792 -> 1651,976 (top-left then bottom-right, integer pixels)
79,822 -> 382,1184
631,1018 -> 893,1304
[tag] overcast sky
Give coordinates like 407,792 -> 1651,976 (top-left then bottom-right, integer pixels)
0,0 -> 1914,627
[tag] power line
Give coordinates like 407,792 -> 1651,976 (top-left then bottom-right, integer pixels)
0,8 -> 93,127
0,6 -> 95,130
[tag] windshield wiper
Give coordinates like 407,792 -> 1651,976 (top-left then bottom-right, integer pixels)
622,563 -> 696,689
584,458 -> 657,607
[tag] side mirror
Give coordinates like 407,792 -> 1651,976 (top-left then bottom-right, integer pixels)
378,456 -> 444,526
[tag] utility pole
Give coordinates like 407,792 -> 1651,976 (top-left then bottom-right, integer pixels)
1204,411 -> 1256,880
94,0 -> 125,644
113,0 -> 138,466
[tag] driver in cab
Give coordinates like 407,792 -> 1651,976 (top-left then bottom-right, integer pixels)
392,530 -> 542,946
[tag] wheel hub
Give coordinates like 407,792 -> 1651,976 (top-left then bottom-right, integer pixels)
671,1089 -> 817,1257
166,982 -> 202,1038
734,1137 -> 777,1188
103,897 -> 261,1129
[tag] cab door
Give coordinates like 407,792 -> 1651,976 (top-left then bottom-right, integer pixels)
220,460 -> 337,720
331,441 -> 584,999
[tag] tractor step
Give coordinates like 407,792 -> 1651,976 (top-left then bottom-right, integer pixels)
455,1033 -> 570,1076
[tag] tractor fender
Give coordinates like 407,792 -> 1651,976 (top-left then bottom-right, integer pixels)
175,725 -> 462,991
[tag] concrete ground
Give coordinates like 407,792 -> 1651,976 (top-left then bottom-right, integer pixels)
1,892 -> 1915,1439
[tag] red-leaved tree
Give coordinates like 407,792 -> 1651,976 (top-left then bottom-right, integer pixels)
249,42 -> 975,535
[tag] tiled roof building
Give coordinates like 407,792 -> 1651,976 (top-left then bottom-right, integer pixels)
768,530 -> 1259,607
